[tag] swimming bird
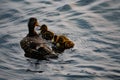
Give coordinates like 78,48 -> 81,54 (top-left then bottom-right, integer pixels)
39,24 -> 54,40
52,35 -> 68,44
52,35 -> 74,53
20,17 -> 57,60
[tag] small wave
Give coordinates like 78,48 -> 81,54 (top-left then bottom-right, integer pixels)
56,4 -> 72,12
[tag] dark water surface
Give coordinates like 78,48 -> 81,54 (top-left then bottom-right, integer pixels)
0,0 -> 120,80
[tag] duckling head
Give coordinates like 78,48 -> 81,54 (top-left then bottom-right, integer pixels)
57,36 -> 66,44
54,36 -> 66,49
40,24 -> 48,32
42,31 -> 54,40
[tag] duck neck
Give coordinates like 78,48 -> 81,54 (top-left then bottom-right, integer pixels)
28,25 -> 38,37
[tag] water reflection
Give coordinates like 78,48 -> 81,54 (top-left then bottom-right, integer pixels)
0,0 -> 120,80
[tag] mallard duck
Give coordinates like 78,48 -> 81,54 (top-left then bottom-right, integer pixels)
51,35 -> 74,53
39,24 -> 54,40
20,17 -> 58,60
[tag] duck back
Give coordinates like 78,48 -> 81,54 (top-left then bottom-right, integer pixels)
20,36 -> 58,60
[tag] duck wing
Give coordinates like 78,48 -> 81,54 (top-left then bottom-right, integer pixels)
20,36 -> 58,60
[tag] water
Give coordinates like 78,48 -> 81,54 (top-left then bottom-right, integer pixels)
0,0 -> 120,80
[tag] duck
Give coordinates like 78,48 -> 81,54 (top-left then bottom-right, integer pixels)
51,35 -> 74,53
39,24 -> 54,40
20,17 -> 58,60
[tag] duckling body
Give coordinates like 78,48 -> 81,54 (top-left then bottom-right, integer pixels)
64,40 -> 74,49
20,18 -> 57,60
52,35 -> 74,53
52,35 -> 69,44
39,24 -> 54,40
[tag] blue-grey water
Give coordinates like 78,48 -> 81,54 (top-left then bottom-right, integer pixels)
0,0 -> 120,80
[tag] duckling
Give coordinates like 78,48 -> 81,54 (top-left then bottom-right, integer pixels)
56,35 -> 74,49
52,35 -> 74,53
61,40 -> 74,49
52,35 -> 69,44
51,35 -> 65,53
20,17 -> 58,60
52,35 -> 68,44
39,24 -> 54,40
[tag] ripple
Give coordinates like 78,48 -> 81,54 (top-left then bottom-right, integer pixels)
70,18 -> 93,29
39,1 -> 52,5
104,74 -> 120,80
90,2 -> 109,10
10,0 -> 24,2
53,0 -> 62,1
0,78 -> 7,80
103,11 -> 120,22
110,69 -> 120,74
46,12 -> 60,17
56,4 -> 72,12
65,11 -> 84,18
77,65 -> 106,71
90,38 -> 120,48
75,0 -> 96,6
0,13 -> 13,20
55,73 -> 96,80
0,0 -> 120,80
0,65 -> 10,70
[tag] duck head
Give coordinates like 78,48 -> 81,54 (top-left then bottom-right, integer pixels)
28,17 -> 39,29
27,17 -> 40,36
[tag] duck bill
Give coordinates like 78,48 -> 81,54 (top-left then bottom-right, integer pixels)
35,22 -> 41,30
35,21 -> 40,27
